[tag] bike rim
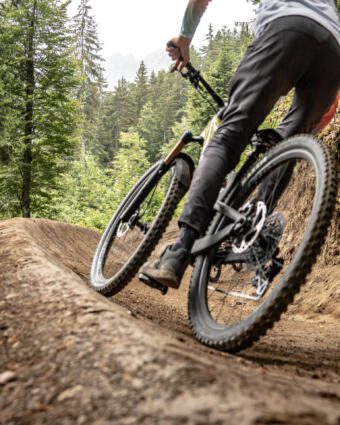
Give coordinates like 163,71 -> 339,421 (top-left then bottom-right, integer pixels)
199,151 -> 323,334
98,169 -> 175,282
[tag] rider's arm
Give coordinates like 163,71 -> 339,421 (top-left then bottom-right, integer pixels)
180,0 -> 212,38
167,0 -> 212,70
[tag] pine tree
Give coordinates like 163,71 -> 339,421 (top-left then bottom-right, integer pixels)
94,77 -> 135,166
209,33 -> 235,99
131,61 -> 149,118
200,23 -> 214,57
73,0 -> 105,155
138,71 -> 186,162
0,0 -> 79,218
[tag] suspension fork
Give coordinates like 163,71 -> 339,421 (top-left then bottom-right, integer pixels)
119,132 -> 199,223
119,161 -> 170,223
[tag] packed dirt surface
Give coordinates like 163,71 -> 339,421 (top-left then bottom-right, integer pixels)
1,218 -> 339,425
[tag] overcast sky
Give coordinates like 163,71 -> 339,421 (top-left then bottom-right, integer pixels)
69,0 -> 256,59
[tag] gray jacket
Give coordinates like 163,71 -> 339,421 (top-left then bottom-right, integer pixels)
255,0 -> 340,45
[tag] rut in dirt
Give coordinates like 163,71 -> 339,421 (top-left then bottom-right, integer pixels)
1,217 -> 339,425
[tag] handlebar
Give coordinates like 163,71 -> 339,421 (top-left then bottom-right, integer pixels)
181,63 -> 225,108
166,40 -> 224,109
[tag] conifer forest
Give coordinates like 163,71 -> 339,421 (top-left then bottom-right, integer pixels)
0,0 -> 276,229
1,2 -> 340,424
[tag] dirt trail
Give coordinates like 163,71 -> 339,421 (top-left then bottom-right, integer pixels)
1,218 -> 339,425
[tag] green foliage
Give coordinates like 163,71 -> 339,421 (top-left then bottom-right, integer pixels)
0,0 -> 79,218
261,91 -> 294,130
130,61 -> 150,118
5,6 -> 330,232
73,0 -> 106,155
55,155 -> 115,230
53,132 -> 151,230
111,131 -> 150,202
94,78 -> 135,166
138,71 -> 186,162
185,25 -> 254,134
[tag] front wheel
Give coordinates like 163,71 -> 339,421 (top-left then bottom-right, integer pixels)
189,135 -> 337,352
90,160 -> 188,296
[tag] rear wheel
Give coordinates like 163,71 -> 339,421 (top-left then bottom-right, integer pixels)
189,136 -> 337,352
90,160 -> 188,296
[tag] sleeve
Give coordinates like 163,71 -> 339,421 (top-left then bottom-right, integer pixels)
180,0 -> 212,38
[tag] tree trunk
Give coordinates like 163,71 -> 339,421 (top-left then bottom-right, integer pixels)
21,0 -> 36,218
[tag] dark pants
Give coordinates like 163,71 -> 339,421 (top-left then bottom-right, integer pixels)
179,16 -> 340,235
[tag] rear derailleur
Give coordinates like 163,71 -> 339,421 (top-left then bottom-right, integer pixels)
251,253 -> 284,297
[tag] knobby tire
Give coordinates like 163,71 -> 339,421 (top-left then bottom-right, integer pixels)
189,135 -> 337,352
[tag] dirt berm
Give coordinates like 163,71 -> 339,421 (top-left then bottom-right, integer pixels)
1,216 -> 339,425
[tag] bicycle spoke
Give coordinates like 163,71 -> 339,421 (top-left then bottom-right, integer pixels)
204,157 -> 318,328
100,170 -> 175,280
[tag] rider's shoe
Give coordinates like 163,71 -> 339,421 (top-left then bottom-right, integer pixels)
140,245 -> 190,289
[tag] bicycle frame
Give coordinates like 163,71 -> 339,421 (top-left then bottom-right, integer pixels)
119,64 -> 222,224
120,63 -> 278,257
191,140 -> 268,257
177,64 -> 286,258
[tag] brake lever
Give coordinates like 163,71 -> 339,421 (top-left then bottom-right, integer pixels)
166,41 -> 224,108
181,69 -> 201,89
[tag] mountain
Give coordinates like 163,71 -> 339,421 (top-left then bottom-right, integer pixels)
105,49 -> 171,89
143,49 -> 172,75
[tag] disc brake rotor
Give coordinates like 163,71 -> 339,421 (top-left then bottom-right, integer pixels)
232,201 -> 267,254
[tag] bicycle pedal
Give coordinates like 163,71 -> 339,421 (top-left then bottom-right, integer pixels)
139,273 -> 168,295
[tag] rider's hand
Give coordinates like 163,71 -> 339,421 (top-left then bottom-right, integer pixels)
166,36 -> 192,71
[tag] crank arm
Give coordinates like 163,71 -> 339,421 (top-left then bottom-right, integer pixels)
220,252 -> 246,264
214,201 -> 245,222
191,223 -> 235,256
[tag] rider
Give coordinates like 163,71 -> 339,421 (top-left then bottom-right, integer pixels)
141,0 -> 340,289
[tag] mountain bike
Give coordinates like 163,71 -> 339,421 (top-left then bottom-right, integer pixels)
90,63 -> 337,352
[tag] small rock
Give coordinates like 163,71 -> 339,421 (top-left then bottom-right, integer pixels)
57,385 -> 83,401
7,335 -> 17,344
0,371 -> 16,385
31,403 -> 49,412
77,415 -> 87,424
6,293 -> 20,300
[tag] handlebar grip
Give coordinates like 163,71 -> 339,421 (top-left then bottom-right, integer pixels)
167,40 -> 186,52
167,40 -> 183,73
167,41 -> 196,74
166,41 -> 198,75
166,40 -> 184,62
166,40 -> 177,49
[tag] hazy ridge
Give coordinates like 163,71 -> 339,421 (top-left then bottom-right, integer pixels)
105,49 -> 171,89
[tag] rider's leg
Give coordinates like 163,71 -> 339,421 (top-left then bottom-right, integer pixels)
179,16 -> 337,236
141,17 -> 340,288
257,32 -> 340,210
